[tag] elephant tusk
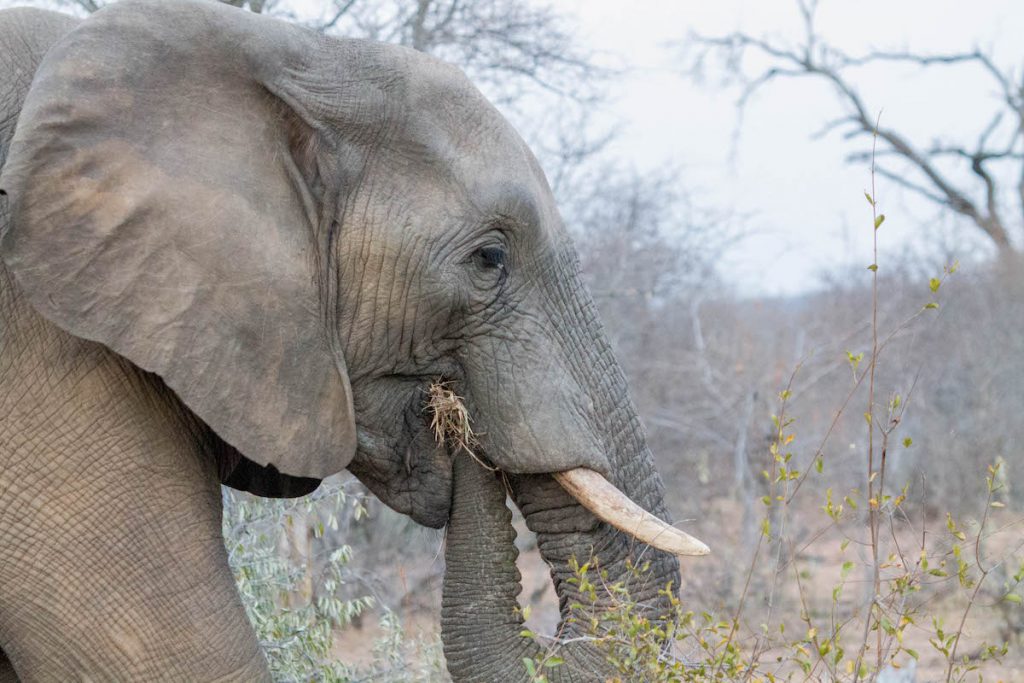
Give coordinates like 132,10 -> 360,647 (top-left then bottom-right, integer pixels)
553,468 -> 710,557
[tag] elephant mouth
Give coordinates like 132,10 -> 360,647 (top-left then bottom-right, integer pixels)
423,378 -> 709,557
346,376 -> 458,529
367,373 -> 710,556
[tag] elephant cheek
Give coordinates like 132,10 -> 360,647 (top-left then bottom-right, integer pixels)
349,427 -> 453,529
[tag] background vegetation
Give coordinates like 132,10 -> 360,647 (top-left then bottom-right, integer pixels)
4,0 -> 1022,679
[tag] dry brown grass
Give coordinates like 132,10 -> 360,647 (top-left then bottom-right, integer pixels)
426,380 -> 495,471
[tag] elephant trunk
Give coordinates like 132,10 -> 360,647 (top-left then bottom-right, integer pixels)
442,455 -> 610,682
443,278 -> 694,680
442,456 -> 682,681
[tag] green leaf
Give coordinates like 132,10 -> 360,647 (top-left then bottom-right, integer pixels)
929,277 -> 941,293
874,214 -> 885,229
903,437 -> 912,448
864,191 -> 874,206
867,264 -> 878,272
924,302 -> 939,310
1004,593 -> 1022,604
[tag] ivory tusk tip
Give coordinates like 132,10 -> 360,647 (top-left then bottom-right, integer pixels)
682,538 -> 711,556
553,468 -> 710,558
644,528 -> 710,557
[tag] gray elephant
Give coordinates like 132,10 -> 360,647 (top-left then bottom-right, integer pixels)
0,1 -> 707,680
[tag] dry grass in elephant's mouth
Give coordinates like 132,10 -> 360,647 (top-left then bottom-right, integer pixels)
426,380 -> 495,471
426,380 -> 477,453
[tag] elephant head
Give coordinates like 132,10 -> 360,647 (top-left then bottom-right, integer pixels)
0,0 -> 706,675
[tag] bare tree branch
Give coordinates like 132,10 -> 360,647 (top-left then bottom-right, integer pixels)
870,165 -> 959,208
317,0 -> 359,32
686,0 -> 1024,255
322,0 -> 607,108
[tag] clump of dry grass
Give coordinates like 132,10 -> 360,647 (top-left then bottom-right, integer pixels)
426,380 -> 495,471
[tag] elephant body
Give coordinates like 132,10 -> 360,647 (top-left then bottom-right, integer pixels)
0,2 -> 695,680
0,11 -> 270,680
0,260 -> 268,681
0,191 -> 266,665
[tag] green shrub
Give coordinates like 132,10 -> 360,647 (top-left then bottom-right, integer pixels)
222,480 -> 448,682
522,130 -> 1022,683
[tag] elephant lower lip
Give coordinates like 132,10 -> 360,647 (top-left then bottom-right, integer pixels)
345,384 -> 454,529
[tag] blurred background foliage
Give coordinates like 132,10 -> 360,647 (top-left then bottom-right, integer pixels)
4,0 -> 1024,678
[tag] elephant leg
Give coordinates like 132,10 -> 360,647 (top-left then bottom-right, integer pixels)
0,268 -> 270,681
0,647 -> 19,683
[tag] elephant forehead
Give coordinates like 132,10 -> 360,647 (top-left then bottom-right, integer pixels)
326,47 -> 565,242
307,41 -> 558,223
390,108 -> 532,186
389,66 -> 541,183
381,116 -> 562,241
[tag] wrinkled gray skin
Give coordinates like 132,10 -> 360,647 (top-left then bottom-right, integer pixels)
0,1 -> 680,680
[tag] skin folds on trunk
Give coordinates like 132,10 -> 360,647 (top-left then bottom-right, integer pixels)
442,456 -> 679,682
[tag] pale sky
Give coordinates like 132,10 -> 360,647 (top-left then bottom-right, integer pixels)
6,0 -> 1022,296
552,0 -> 1024,296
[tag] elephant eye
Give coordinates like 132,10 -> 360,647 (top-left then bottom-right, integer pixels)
474,245 -> 507,271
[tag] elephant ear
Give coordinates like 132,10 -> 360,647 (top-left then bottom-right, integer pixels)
0,0 -> 356,479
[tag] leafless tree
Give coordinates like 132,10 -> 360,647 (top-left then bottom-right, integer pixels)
687,0 -> 1024,258
326,0 -> 602,105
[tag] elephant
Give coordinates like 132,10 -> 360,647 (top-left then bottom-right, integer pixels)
0,0 -> 708,680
